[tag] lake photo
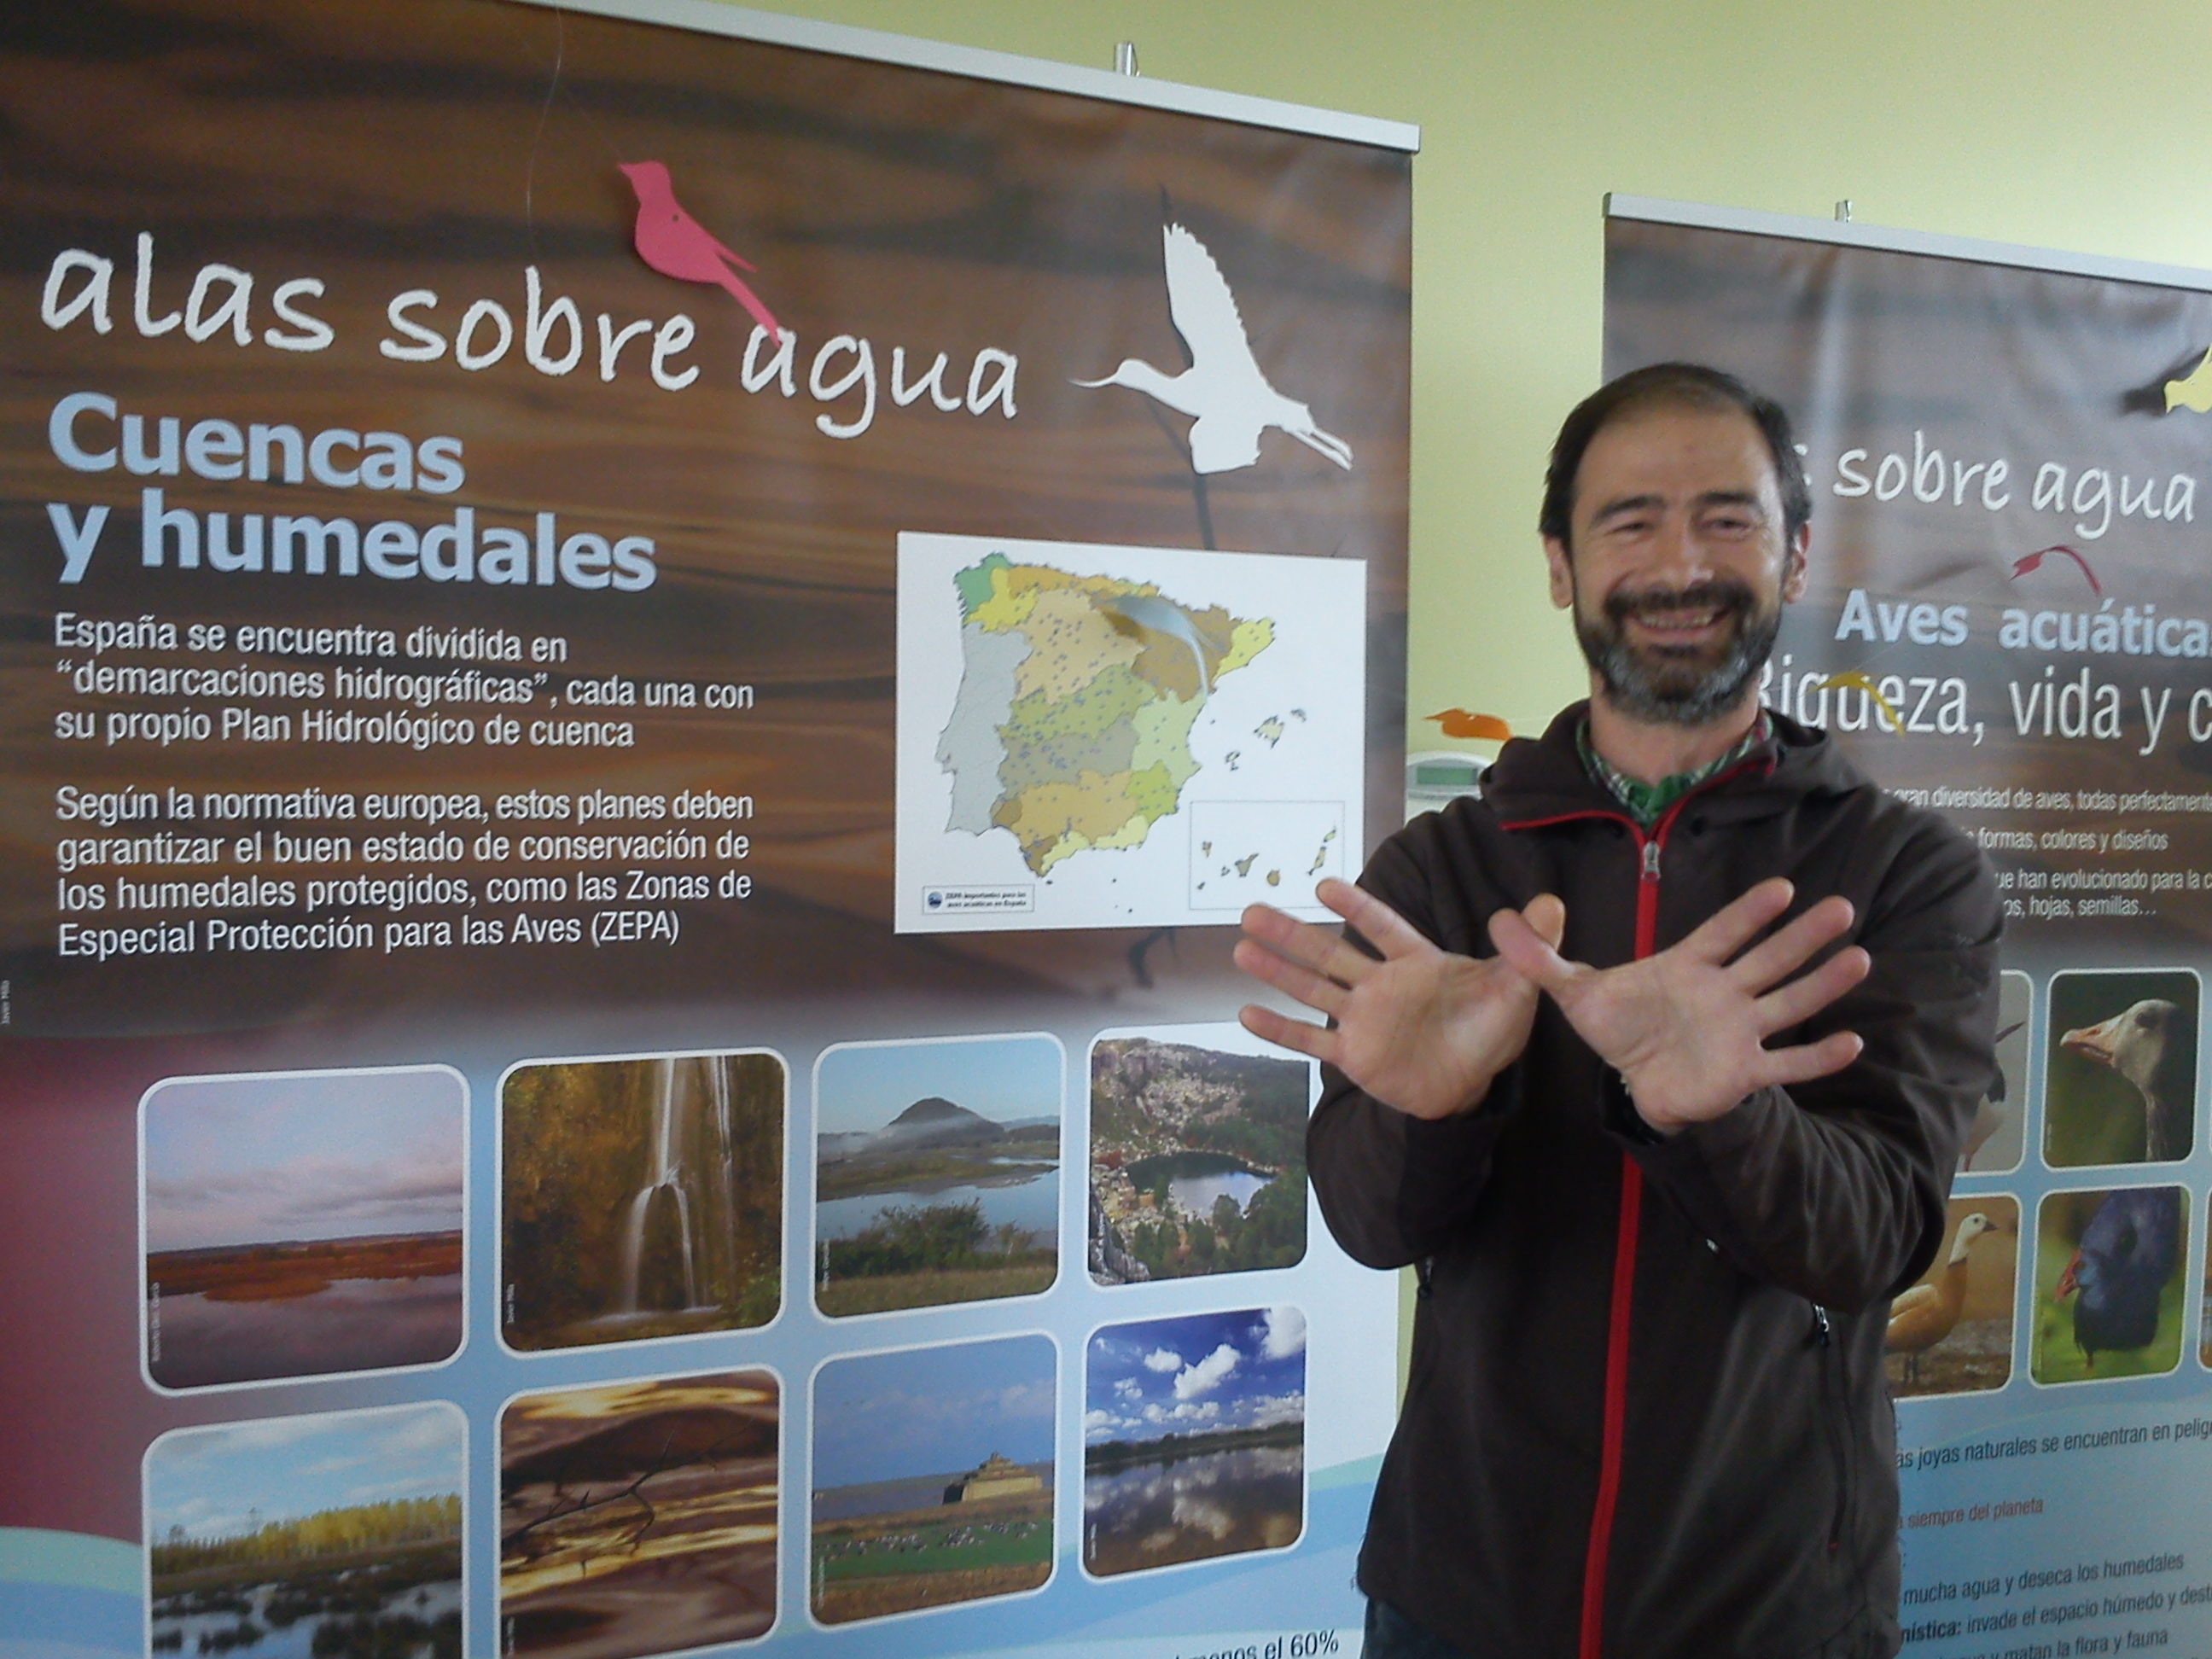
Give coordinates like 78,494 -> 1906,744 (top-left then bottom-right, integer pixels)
146,1403 -> 465,1659
813,1033 -> 1062,1317
141,1068 -> 466,1389
1089,1025 -> 1313,1285
811,1336 -> 1057,1624
1084,1307 -> 1305,1578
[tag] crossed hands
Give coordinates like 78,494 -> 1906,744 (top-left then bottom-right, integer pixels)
1234,877 -> 1870,1133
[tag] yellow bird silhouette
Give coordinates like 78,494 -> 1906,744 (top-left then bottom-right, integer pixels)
2164,346 -> 2212,413
1820,672 -> 1906,734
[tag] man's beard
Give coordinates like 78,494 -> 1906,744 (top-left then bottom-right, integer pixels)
1575,576 -> 1778,727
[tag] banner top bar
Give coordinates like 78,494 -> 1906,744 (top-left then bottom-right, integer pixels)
1606,192 -> 2212,297
509,0 -> 1423,153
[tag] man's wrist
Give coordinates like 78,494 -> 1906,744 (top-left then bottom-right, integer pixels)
1602,1067 -> 1681,1142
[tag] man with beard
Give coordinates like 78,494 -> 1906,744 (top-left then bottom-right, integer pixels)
1236,363 -> 2000,1659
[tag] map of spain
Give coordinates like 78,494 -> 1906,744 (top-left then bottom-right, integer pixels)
937,554 -> 1273,875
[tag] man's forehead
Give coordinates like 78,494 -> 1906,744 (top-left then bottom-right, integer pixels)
1575,404 -> 1778,502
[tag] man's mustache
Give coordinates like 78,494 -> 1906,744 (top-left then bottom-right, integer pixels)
1602,578 -> 1758,627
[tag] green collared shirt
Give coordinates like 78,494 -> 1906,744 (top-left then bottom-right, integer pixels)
1578,712 -> 1770,829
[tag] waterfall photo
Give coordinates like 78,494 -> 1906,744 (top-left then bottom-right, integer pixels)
812,1033 -> 1062,1318
141,1067 -> 466,1392
500,1051 -> 785,1352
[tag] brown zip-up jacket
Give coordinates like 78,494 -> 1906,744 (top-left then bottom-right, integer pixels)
1314,704 -> 2000,1659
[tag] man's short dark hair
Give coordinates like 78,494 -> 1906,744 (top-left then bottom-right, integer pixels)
1539,362 -> 1812,551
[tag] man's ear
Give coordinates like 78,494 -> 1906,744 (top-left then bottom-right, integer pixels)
1543,537 -> 1575,610
1780,526 -> 1810,603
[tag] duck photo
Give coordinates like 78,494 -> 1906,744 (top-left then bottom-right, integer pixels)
2043,970 -> 2198,1167
1884,1197 -> 2018,1397
2031,1185 -> 2188,1384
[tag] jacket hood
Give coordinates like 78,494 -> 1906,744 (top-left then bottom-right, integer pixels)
1481,701 -> 1871,828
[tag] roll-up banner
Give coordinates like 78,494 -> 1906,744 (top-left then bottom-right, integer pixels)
0,5 -> 1414,1656
1609,200 -> 2212,1656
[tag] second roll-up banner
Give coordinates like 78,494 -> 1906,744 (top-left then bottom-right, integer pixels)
0,4 -> 1414,1657
1610,198 -> 2212,1658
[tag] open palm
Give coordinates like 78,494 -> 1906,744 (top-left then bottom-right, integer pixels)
1489,876 -> 1869,1132
1235,878 -> 1563,1121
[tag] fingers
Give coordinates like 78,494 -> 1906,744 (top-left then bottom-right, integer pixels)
1238,900 -> 1382,992
1728,894 -> 1858,992
1231,938 -> 1350,1019
1755,1028 -> 1864,1089
1313,878 -> 1440,961
1522,891 -> 1566,950
1487,899 -> 1577,993
1679,876 -> 1796,963
1237,1002 -> 1340,1064
1752,944 -> 1870,1034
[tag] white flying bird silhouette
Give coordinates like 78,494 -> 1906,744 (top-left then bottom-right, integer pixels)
1078,224 -> 1353,476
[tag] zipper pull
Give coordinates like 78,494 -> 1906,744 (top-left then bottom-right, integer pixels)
1809,1304 -> 1832,1347
1640,840 -> 1662,882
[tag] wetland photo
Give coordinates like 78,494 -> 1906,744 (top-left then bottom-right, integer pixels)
1089,1027 -> 1313,1286
499,1371 -> 779,1659
1084,1306 -> 1305,1577
810,1335 -> 1056,1624
502,1051 -> 784,1351
145,1402 -> 464,1659
141,1067 -> 465,1390
813,1033 -> 1062,1318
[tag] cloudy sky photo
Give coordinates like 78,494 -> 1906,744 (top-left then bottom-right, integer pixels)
143,1068 -> 465,1252
812,1334 -> 1057,1490
814,1033 -> 1062,1138
1086,1307 -> 1306,1447
146,1402 -> 465,1544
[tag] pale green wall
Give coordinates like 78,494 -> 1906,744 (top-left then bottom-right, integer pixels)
735,0 -> 2212,747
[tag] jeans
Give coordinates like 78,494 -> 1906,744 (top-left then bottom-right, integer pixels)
1362,1599 -> 1474,1659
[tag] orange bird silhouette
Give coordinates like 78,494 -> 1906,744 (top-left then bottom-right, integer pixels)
617,160 -> 781,341
1427,709 -> 1513,742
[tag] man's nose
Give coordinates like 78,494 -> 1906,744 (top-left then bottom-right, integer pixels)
1644,514 -> 1716,586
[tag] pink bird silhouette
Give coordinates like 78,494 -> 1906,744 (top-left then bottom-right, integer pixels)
2011,544 -> 2103,597
617,160 -> 781,340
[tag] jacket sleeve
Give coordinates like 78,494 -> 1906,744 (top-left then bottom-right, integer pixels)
1305,822 -> 1525,1270
1622,816 -> 2002,1312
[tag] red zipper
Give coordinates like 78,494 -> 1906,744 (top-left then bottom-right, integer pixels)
1499,778 -> 1734,1659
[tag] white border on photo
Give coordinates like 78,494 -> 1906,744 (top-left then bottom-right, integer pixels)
494,1046 -> 791,1359
1886,1194 -> 2022,1403
807,1032 -> 1067,1324
2039,966 -> 2202,1174
1074,1301 -> 1308,1584
493,1360 -> 786,1654
802,1328 -> 1062,1631
1084,1022 -> 1320,1291
137,1063 -> 471,1397
2027,1183 -> 2192,1391
143,1398 -> 469,1659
